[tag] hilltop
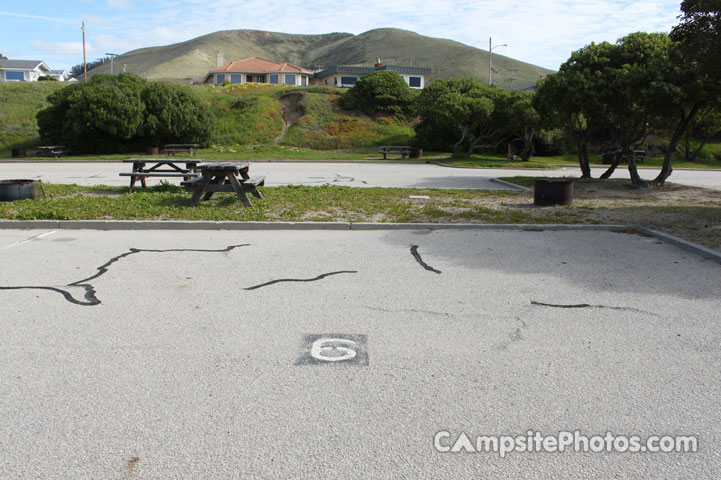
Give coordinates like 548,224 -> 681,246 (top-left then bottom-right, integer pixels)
87,28 -> 553,86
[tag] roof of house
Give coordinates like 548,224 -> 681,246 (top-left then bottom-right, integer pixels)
210,57 -> 311,74
313,64 -> 431,79
0,59 -> 49,71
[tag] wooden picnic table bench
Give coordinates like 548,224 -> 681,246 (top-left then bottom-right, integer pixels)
164,144 -> 199,156
119,158 -> 200,192
36,145 -> 67,157
181,162 -> 266,207
378,145 -> 412,159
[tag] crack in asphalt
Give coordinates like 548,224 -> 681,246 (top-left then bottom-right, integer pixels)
244,270 -> 357,291
531,301 -> 659,316
410,245 -> 441,274
0,244 -> 249,306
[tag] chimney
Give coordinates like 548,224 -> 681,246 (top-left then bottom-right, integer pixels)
374,57 -> 383,68
216,52 -> 224,68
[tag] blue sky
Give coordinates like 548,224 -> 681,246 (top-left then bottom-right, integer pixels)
1,0 -> 682,71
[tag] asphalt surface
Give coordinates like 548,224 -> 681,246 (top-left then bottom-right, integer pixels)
2,161 -> 721,190
1,228 -> 720,479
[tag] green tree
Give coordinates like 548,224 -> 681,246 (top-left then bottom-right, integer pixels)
536,32 -> 712,185
37,74 -> 214,154
140,82 -> 214,147
339,70 -> 415,119
495,90 -> 541,162
414,78 -> 498,156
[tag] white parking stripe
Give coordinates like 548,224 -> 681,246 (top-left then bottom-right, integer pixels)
0,231 -> 56,250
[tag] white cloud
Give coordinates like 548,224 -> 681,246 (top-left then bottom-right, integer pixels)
107,0 -> 134,10
31,40 -> 87,55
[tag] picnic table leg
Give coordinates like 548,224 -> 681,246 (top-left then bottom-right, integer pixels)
227,174 -> 253,207
189,175 -> 212,206
202,174 -> 226,201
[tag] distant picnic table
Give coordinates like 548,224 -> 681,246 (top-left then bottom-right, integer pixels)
378,145 -> 412,159
164,144 -> 199,156
119,158 -> 200,192
36,145 -> 67,157
181,162 -> 265,207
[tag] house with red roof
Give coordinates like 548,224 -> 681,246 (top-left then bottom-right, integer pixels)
203,55 -> 312,86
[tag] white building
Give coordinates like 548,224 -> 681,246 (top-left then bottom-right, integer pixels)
0,59 -> 52,82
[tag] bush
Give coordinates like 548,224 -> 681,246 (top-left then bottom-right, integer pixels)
338,70 -> 415,119
37,73 -> 214,154
38,76 -> 57,82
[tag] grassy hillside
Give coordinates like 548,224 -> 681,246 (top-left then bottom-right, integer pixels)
86,28 -> 554,86
0,82 -> 414,154
0,82 -> 64,154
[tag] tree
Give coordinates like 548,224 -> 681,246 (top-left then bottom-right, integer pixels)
536,32 -> 711,185
495,90 -> 541,162
339,70 -> 415,119
414,78 -> 498,156
37,74 -> 214,154
139,81 -> 214,147
69,57 -> 110,79
658,0 -> 721,184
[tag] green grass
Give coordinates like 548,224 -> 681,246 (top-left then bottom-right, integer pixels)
0,82 -> 64,155
435,155 -> 558,169
534,151 -> 721,169
0,183 -> 522,223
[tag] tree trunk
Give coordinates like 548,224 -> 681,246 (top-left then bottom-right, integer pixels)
452,127 -> 468,158
520,128 -> 534,162
652,103 -> 701,186
685,131 -> 690,162
578,142 -> 592,178
600,155 -> 620,179
689,135 -> 709,163
627,154 -> 646,186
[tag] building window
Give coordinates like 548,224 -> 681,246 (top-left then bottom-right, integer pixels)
230,74 -> 241,84
5,71 -> 25,81
301,76 -> 307,86
215,74 -> 226,84
284,74 -> 296,85
340,76 -> 358,86
269,74 -> 279,84
247,74 -> 253,82
409,76 -> 422,88
254,75 -> 265,83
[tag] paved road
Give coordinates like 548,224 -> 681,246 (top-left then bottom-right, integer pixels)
1,228 -> 720,478
2,161 -> 721,190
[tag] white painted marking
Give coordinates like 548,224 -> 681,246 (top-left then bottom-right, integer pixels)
310,338 -> 357,362
0,231 -> 56,250
409,195 -> 430,199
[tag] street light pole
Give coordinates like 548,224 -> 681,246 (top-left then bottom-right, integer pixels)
488,37 -> 507,85
105,53 -> 119,74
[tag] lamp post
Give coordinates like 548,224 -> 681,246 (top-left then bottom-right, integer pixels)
488,37 -> 507,85
105,53 -> 119,74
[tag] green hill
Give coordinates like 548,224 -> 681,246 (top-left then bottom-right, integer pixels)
87,28 -> 553,86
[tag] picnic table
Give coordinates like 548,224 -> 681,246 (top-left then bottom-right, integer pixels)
36,145 -> 67,157
119,158 -> 200,192
378,145 -> 412,159
181,162 -> 265,207
164,144 -> 199,156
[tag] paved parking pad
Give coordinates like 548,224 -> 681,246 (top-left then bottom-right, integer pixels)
1,228 -> 720,478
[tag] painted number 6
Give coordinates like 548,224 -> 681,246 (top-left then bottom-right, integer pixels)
310,338 -> 357,362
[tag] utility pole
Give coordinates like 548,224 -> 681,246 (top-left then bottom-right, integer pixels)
81,22 -> 87,81
488,37 -> 507,85
105,53 -> 119,74
508,68 -> 518,89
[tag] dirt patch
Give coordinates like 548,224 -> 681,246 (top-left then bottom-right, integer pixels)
276,94 -> 304,144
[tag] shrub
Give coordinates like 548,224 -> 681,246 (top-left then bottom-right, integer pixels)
339,70 -> 415,119
37,74 -> 214,153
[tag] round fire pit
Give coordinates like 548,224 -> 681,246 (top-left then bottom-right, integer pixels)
0,179 -> 38,202
534,178 -> 573,206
